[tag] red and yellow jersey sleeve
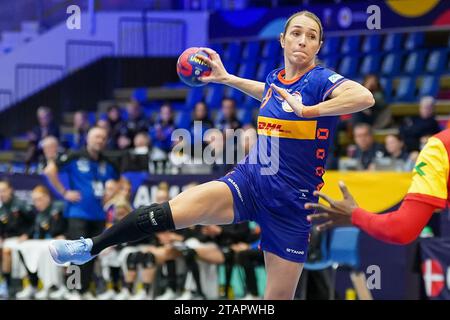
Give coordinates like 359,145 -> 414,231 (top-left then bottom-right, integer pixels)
405,136 -> 449,208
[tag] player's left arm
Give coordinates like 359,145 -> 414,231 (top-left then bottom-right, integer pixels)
271,80 -> 374,118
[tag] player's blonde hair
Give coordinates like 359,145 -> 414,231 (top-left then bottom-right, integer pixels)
283,10 -> 323,42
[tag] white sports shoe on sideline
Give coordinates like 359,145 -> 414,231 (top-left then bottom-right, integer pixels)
114,288 -> 131,300
97,289 -> 116,300
16,286 -> 36,299
156,288 -> 177,300
49,286 -> 68,300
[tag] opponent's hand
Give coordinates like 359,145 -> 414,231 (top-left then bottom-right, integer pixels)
196,47 -> 231,84
305,181 -> 358,231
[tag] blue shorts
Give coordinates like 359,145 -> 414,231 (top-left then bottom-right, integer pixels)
218,165 -> 311,263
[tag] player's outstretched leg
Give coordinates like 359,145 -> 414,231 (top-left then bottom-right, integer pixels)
49,181 -> 234,265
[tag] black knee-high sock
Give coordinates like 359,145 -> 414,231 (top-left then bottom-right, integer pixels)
184,249 -> 204,297
91,203 -> 175,255
143,283 -> 151,294
3,272 -> 11,287
166,261 -> 177,292
109,267 -> 121,292
223,249 -> 234,298
29,272 -> 39,289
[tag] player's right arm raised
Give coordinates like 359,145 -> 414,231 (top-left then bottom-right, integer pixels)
197,47 -> 265,102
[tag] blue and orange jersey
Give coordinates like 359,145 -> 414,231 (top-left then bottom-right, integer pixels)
405,128 -> 450,208
241,65 -> 347,210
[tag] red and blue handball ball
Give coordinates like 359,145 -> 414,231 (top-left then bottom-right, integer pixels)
176,47 -> 211,87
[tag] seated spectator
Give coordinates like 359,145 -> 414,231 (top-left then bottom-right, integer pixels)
105,105 -> 125,146
25,106 -> 60,164
36,136 -> 64,174
353,74 -> 389,128
400,96 -> 441,152
71,111 -> 90,150
121,100 -> 149,143
349,123 -> 385,170
121,132 -> 152,172
190,101 -> 214,145
149,103 -> 176,154
231,223 -> 263,300
0,179 -> 34,299
97,198 -> 132,300
215,98 -> 242,135
96,119 -> 116,150
378,134 -> 416,171
15,185 -> 67,300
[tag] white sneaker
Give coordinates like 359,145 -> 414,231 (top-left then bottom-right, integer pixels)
156,288 -> 177,300
176,291 -> 193,300
130,290 -> 148,300
49,286 -> 68,300
97,289 -> 116,300
35,289 -> 50,300
81,292 -> 96,300
240,293 -> 259,300
16,286 -> 36,300
114,288 -> 131,300
64,291 -> 82,300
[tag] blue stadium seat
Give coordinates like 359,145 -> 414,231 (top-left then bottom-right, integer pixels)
361,34 -> 382,53
261,39 -> 281,59
242,94 -> 260,110
175,109 -> 192,130
380,77 -> 393,103
320,56 -> 338,71
381,52 -> 403,76
205,84 -> 224,109
359,54 -> 381,75
341,35 -> 361,55
226,87 -> 244,106
394,76 -> 416,102
425,49 -> 448,74
256,59 -> 277,82
242,40 -> 261,61
133,88 -> 148,104
223,41 -> 242,62
237,60 -> 257,79
419,75 -> 439,98
210,42 -> 224,56
224,60 -> 238,75
403,50 -> 426,75
320,37 -> 340,57
383,33 -> 403,51
338,56 -> 358,78
185,87 -> 204,109
404,32 -> 424,50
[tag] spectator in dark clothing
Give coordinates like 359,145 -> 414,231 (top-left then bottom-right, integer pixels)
215,98 -> 242,134
351,123 -> 385,170
36,136 -> 65,174
26,106 -> 60,164
121,100 -> 149,143
104,105 -> 125,148
71,111 -> 90,150
353,74 -> 389,128
400,96 -> 441,152
15,185 -> 67,299
0,179 -> 34,298
189,101 -> 214,160
149,103 -> 176,154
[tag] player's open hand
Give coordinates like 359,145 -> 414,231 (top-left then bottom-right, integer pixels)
196,47 -> 231,84
270,83 -> 306,117
305,181 -> 358,231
